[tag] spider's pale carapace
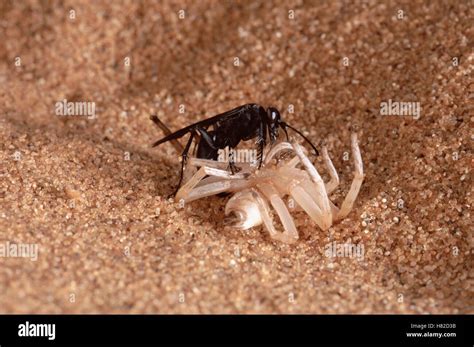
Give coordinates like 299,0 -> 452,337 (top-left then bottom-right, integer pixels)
175,134 -> 364,244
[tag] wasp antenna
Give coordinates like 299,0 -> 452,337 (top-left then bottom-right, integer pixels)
281,122 -> 319,156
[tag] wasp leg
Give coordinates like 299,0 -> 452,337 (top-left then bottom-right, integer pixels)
196,126 -> 241,175
195,126 -> 218,150
170,130 -> 196,198
228,150 -> 240,174
256,120 -> 267,169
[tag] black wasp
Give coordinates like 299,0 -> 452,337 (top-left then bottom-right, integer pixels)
151,103 -> 319,196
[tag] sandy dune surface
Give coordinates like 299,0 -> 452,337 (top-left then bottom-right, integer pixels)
0,1 -> 472,313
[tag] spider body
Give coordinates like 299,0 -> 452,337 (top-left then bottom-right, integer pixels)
175,134 -> 364,244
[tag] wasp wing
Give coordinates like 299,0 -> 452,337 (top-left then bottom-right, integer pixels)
151,103 -> 257,148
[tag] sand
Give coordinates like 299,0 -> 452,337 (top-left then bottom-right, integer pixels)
0,1 -> 472,313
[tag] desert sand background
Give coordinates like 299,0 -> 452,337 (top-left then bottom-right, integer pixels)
0,0 -> 472,313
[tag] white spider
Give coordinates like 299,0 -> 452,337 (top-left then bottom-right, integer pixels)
175,134 -> 364,244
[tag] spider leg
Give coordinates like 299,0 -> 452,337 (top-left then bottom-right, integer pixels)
175,166 -> 207,202
292,143 -> 332,228
322,146 -> 340,195
264,142 -> 293,164
285,156 -> 300,168
335,133 -> 364,221
258,183 -> 299,243
189,157 -> 228,169
177,163 -> 251,203
201,166 -> 249,180
320,146 -> 341,218
275,127 -> 289,163
185,179 -> 251,203
290,183 -> 331,231
190,157 -> 254,171
249,188 -> 298,244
